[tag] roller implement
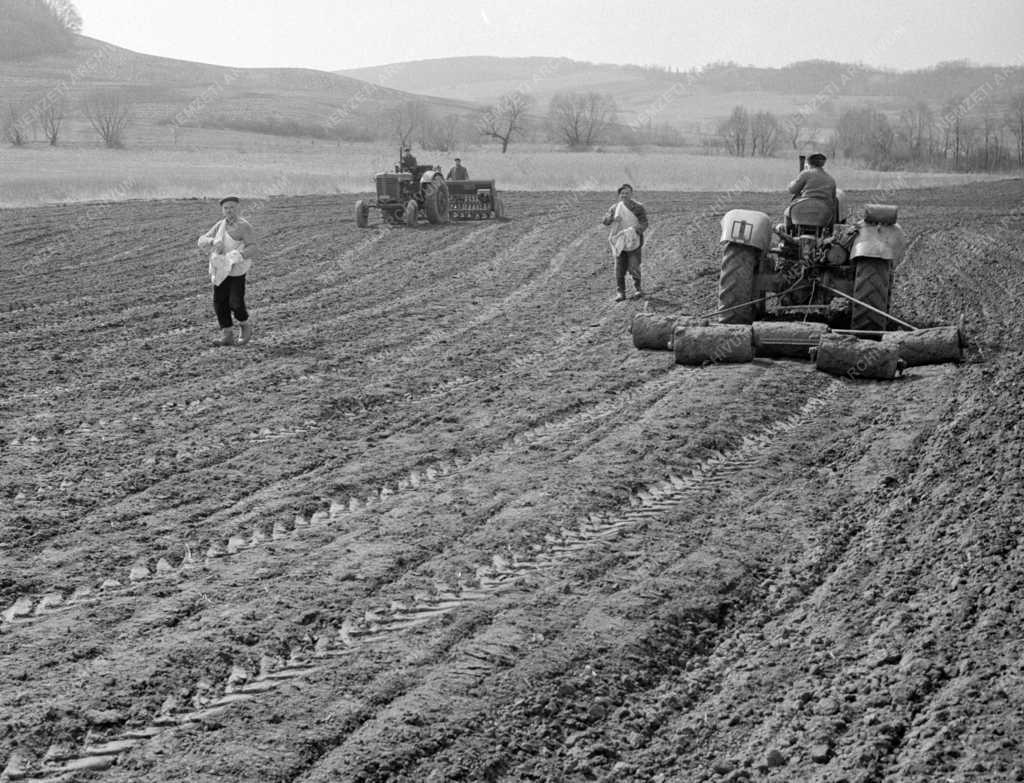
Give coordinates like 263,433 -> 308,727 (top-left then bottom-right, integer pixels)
642,156 -> 965,377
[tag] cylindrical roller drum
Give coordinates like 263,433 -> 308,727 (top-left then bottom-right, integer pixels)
882,325 -> 962,366
814,333 -> 902,379
631,313 -> 677,350
752,321 -> 829,359
674,324 -> 753,366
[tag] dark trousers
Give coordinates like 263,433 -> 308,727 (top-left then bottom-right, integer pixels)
213,275 -> 248,328
615,250 -> 642,293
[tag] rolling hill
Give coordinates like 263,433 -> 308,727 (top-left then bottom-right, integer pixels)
0,36 -> 479,145
340,55 -> 1024,134
2,37 -> 1022,163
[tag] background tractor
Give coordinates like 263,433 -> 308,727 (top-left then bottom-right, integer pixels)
717,156 -> 907,333
355,163 -> 450,227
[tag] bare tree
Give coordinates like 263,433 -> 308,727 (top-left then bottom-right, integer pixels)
389,99 -> 427,152
3,101 -> 34,146
979,113 -> 1003,170
82,90 -> 132,148
478,91 -> 532,153
38,96 -> 65,145
941,98 -> 968,169
955,116 -> 978,170
835,105 -> 893,167
749,111 -> 780,157
716,105 -> 749,156
897,101 -> 933,163
421,113 -> 462,151
1006,93 -> 1024,168
548,92 -> 617,148
785,112 -> 804,150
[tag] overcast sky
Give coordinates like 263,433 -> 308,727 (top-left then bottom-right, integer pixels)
71,0 -> 1024,73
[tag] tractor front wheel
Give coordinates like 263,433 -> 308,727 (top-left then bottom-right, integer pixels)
718,243 -> 759,324
851,257 -> 892,332
354,200 -> 369,228
424,179 -> 450,224
404,199 -> 419,226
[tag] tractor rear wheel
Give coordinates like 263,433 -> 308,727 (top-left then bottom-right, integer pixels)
355,200 -> 369,228
851,257 -> 892,332
424,178 -> 450,224
404,199 -> 419,226
718,243 -> 759,324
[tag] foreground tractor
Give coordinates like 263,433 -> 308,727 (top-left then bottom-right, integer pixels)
445,179 -> 505,220
355,164 -> 450,227
633,161 -> 963,377
717,160 -> 907,333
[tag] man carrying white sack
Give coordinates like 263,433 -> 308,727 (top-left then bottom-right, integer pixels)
602,183 -> 649,302
197,196 -> 257,346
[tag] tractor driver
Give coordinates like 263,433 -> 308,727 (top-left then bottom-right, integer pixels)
400,147 -> 418,172
787,152 -> 836,210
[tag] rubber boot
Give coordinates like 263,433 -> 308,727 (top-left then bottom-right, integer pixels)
238,320 -> 253,345
213,327 -> 235,346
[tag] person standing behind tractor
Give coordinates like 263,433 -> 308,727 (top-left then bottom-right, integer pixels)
197,196 -> 257,346
787,152 -> 836,211
447,158 -> 468,180
602,183 -> 649,301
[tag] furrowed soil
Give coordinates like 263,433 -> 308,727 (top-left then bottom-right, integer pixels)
1,181 -> 1022,783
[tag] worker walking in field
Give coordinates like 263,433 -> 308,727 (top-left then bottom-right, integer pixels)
602,183 -> 649,301
197,196 -> 257,346
447,157 -> 468,180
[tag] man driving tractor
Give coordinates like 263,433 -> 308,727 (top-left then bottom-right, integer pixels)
786,152 -> 837,230
400,147 -> 418,172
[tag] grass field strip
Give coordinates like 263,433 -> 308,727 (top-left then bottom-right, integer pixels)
0,369 -> 678,631
0,379 -> 844,782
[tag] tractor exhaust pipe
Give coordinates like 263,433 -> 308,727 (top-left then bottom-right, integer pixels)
798,154 -> 806,172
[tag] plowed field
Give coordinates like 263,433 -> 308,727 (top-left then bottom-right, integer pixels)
2,180 -> 1023,783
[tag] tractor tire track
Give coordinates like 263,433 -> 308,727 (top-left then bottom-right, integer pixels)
0,379 -> 844,781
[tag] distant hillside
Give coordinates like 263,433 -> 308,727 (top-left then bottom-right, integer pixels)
340,56 -> 1024,132
341,56 -> 679,116
0,36 -> 479,145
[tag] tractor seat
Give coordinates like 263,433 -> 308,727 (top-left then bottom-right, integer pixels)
786,198 -> 835,233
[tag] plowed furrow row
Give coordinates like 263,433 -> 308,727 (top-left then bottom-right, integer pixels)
0,221 -> 501,361
13,233 -> 546,411
1,367 -> 680,629
0,379 -> 843,781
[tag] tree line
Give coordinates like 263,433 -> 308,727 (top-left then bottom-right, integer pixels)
4,89 -> 132,148
382,90 -> 621,153
646,59 -> 1024,106
712,96 -> 1024,172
